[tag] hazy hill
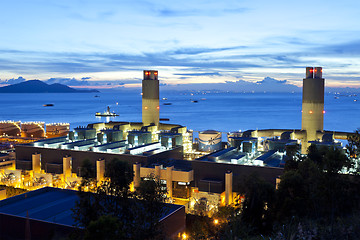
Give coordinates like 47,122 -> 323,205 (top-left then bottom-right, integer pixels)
0,80 -> 99,93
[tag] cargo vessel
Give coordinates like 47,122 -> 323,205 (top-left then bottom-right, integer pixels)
95,106 -> 119,117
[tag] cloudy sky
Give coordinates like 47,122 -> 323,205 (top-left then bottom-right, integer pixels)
1,0 -> 360,89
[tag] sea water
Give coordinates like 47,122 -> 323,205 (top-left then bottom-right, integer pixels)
0,91 -> 359,134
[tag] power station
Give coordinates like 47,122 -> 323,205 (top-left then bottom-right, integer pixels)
142,70 -> 160,126
2,66 -> 357,228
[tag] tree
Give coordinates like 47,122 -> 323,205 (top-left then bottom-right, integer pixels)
347,128 -> 360,158
131,174 -> 168,240
79,159 -> 96,180
72,159 -> 167,240
238,173 -> 275,235
84,215 -> 124,240
276,145 -> 360,222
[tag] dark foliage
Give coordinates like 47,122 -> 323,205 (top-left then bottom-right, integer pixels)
0,185 -> 28,198
347,128 -> 360,158
215,141 -> 360,239
72,158 -> 167,240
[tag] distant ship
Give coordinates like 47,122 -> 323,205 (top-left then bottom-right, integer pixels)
95,106 -> 119,117
43,104 -> 54,107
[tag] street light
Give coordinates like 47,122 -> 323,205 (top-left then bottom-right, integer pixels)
182,233 -> 187,239
214,219 -> 219,225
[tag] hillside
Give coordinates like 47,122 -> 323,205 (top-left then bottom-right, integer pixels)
0,80 -> 99,93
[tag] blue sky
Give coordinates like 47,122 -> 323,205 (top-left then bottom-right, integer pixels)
1,0 -> 360,89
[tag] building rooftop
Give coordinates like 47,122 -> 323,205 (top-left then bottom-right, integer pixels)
0,187 -> 78,227
0,187 -> 185,228
197,148 -> 285,168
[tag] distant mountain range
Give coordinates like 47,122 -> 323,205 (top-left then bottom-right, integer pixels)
160,77 -> 302,92
0,80 -> 99,93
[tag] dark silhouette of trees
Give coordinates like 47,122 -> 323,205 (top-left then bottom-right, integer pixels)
347,128 -> 360,158
216,141 -> 360,239
237,173 -> 275,235
276,145 -> 359,222
72,159 -> 167,240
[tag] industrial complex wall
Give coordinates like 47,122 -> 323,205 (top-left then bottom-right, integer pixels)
160,205 -> 186,238
0,212 -> 77,240
15,145 -> 183,174
191,160 -> 284,193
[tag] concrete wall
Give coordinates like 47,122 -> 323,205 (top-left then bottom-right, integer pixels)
190,160 -> 284,193
160,205 -> 186,239
0,212 -> 77,240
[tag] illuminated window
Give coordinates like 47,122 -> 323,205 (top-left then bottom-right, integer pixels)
156,106 -> 160,110
144,106 -> 148,110
309,110 -> 313,114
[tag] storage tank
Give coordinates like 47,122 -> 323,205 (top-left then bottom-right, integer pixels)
198,130 -> 222,152
46,123 -> 70,138
74,127 -> 96,140
0,121 -> 21,136
21,122 -> 45,138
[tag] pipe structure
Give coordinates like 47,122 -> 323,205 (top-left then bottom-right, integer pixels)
225,170 -> 233,205
97,159 -> 105,182
133,162 -> 141,189
32,153 -> 41,173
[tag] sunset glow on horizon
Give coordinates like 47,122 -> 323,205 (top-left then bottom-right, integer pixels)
1,0 -> 360,89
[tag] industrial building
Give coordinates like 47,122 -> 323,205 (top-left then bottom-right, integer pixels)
0,187 -> 185,239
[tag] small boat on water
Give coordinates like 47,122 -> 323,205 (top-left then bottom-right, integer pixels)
43,104 -> 54,107
160,118 -> 170,121
95,106 -> 119,117
191,100 -> 198,103
163,103 -> 172,105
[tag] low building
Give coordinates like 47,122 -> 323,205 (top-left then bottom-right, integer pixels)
0,187 -> 185,240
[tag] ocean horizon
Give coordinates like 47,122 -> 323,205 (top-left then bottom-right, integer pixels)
0,91 -> 359,136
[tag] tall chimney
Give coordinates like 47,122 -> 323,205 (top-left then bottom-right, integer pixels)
301,67 -> 325,153
142,70 -> 159,126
